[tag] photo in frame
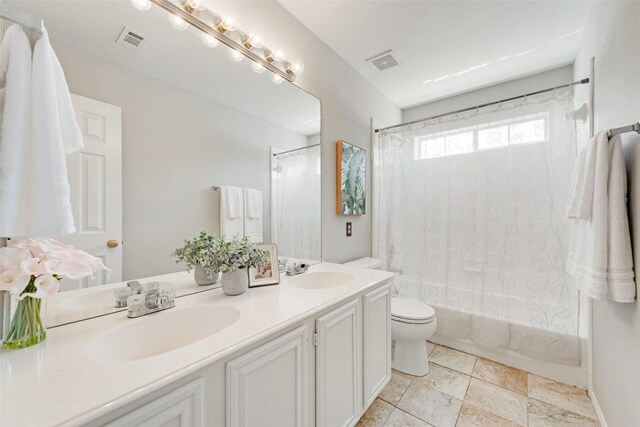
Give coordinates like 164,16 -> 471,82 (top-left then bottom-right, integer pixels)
249,244 -> 280,287
336,140 -> 366,215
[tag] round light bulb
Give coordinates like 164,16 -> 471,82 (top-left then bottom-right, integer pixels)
169,14 -> 189,31
272,74 -> 284,85
249,34 -> 263,49
252,62 -> 265,74
290,61 -> 304,74
228,48 -> 244,63
201,33 -> 219,48
186,0 -> 207,10
130,0 -> 151,11
271,49 -> 285,62
224,16 -> 239,31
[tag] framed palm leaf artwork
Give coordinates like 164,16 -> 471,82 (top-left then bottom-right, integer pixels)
336,140 -> 366,215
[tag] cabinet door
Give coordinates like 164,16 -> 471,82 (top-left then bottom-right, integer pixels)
227,326 -> 309,427
316,299 -> 361,427
363,284 -> 391,407
105,378 -> 204,427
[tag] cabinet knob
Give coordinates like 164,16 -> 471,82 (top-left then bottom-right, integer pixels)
107,239 -> 119,248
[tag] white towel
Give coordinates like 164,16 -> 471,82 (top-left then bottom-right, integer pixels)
565,132 -> 600,219
566,133 -> 636,302
220,186 -> 244,237
28,27 -> 83,236
0,25 -> 32,237
243,188 -> 262,243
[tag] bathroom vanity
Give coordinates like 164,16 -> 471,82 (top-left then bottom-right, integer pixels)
0,263 -> 393,427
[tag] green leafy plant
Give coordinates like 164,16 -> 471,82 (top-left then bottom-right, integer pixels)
216,235 -> 268,273
172,231 -> 224,278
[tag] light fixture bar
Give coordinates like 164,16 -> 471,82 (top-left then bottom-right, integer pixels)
149,0 -> 295,82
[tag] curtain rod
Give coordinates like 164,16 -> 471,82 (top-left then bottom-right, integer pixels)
0,5 -> 43,36
272,143 -> 321,157
375,78 -> 590,133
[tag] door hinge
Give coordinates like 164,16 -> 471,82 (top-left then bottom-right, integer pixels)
313,330 -> 318,346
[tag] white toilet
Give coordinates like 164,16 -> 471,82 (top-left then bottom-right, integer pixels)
344,258 -> 437,377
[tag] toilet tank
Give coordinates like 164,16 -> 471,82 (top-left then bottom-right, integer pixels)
343,257 -> 383,270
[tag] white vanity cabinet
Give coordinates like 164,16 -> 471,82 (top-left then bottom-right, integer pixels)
226,326 -> 309,427
316,299 -> 362,427
315,283 -> 391,427
362,285 -> 392,407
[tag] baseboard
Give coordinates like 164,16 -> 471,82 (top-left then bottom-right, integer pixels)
590,391 -> 608,427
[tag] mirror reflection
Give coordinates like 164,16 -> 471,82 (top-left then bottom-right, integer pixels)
5,0 -> 321,326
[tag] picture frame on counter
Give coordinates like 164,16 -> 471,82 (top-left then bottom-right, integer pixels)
249,244 -> 280,287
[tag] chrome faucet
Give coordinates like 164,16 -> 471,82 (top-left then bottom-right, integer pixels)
124,281 -> 176,318
286,263 -> 309,276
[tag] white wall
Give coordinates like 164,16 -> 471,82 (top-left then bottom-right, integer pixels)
211,1 -> 402,264
573,3 -> 640,425
403,65 -> 573,122
54,42 -> 307,280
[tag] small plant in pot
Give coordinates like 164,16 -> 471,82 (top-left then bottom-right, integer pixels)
217,236 -> 268,296
172,231 -> 223,286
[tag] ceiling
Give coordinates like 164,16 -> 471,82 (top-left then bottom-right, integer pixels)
280,0 -> 594,109
6,0 -> 321,136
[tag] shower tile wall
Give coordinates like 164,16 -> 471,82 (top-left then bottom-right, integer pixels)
357,344 -> 599,427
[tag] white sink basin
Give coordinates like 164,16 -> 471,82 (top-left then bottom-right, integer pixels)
87,305 -> 240,362
287,271 -> 354,289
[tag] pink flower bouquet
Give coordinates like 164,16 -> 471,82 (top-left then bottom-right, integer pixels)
1,238 -> 109,349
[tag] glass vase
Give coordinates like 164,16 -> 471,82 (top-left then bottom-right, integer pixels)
2,279 -> 47,350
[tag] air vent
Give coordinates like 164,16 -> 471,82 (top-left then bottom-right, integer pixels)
115,26 -> 146,50
367,50 -> 401,71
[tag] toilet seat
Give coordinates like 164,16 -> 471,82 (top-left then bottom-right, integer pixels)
391,297 -> 435,324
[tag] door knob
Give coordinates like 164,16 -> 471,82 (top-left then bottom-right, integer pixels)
107,239 -> 119,248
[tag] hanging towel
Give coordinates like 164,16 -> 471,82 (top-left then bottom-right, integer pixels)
243,188 -> 263,243
0,25 -> 32,237
566,132 -> 636,302
220,186 -> 244,237
565,131 -> 600,219
29,27 -> 83,236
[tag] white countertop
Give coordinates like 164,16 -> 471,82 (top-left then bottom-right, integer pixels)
0,263 -> 393,427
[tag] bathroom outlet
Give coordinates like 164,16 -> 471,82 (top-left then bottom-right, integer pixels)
346,222 -> 352,237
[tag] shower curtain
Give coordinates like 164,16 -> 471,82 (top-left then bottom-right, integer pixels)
374,90 -> 582,365
273,145 -> 321,261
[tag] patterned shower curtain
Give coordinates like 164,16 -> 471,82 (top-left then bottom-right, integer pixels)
373,90 -> 582,365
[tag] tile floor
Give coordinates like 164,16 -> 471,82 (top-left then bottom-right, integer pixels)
357,343 -> 600,427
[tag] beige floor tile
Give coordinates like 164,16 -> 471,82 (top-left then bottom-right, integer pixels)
426,341 -> 436,356
380,369 -> 415,405
413,363 -> 471,400
384,408 -> 434,427
527,374 -> 597,420
358,398 -> 395,427
456,403 -> 520,427
528,398 -> 601,427
464,378 -> 528,426
429,346 -> 477,375
472,358 -> 527,395
397,381 -> 462,427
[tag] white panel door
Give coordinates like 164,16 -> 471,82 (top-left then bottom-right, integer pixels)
60,94 -> 122,290
316,299 -> 362,427
105,378 -> 204,427
227,326 -> 309,427
363,284 -> 391,408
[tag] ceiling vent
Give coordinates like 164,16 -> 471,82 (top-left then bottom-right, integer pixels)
115,26 -> 146,50
367,50 -> 401,71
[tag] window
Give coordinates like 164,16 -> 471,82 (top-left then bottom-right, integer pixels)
414,114 -> 548,160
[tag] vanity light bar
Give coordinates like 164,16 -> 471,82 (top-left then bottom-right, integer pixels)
147,0 -> 297,83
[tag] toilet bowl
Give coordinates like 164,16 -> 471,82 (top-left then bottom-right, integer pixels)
391,297 -> 437,376
343,258 -> 438,377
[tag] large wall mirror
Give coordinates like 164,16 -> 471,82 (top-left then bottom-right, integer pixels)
6,0 -> 321,326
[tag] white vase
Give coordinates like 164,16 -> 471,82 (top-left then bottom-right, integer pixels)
221,268 -> 249,296
194,264 -> 219,286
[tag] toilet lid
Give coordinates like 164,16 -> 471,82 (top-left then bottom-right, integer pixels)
391,297 -> 435,321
